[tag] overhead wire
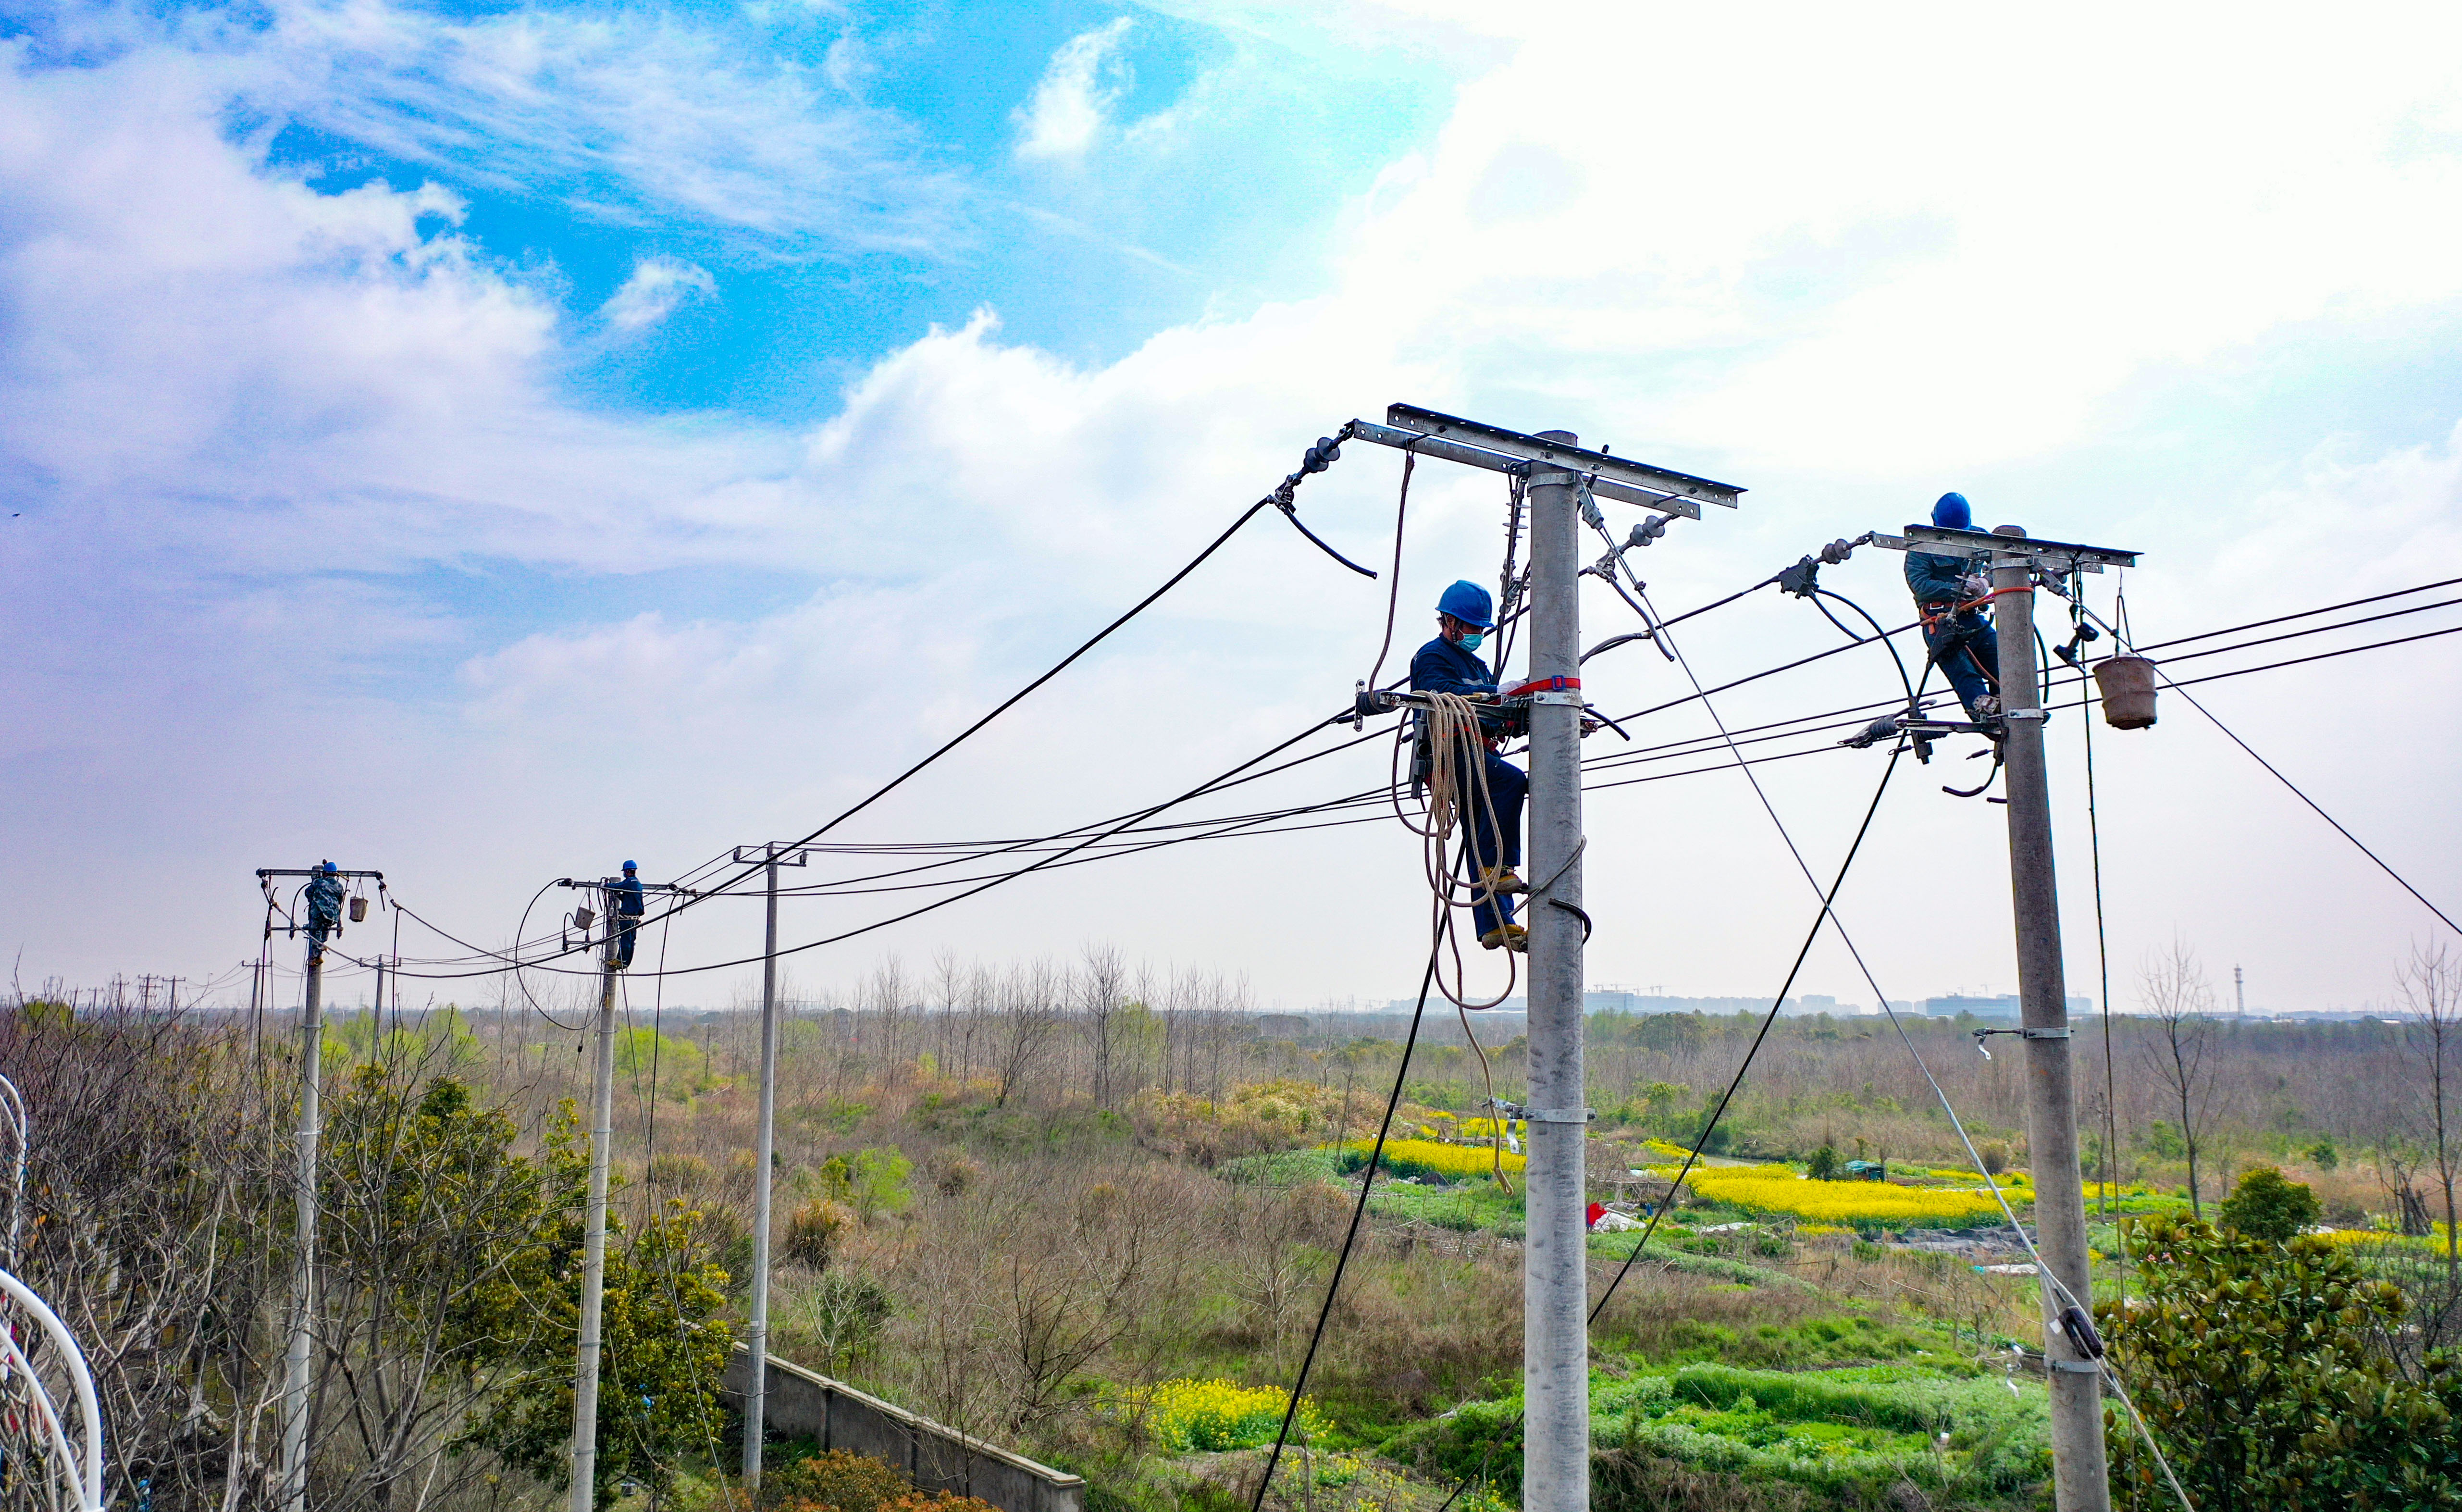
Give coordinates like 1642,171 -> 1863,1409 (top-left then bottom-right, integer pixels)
355,573 -> 2460,984
613,472 -> 1370,949
2071,598 -> 2462,938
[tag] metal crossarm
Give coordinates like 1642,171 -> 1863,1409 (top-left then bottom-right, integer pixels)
1342,405 -> 1747,520
1875,524 -> 2140,572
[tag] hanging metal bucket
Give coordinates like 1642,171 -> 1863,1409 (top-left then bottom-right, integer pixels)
348,896 -> 369,923
2093,656 -> 2159,729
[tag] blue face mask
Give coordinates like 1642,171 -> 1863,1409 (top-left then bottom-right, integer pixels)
1458,632 -> 1486,652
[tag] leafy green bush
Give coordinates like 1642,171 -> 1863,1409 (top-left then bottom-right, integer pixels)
816,1147 -> 913,1221
2099,1213 -> 2462,1511
2217,1166 -> 2320,1243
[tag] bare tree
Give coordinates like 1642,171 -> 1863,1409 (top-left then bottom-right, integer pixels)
1079,944 -> 1129,1112
2137,940 -> 2223,1216
870,954 -> 910,1074
931,950 -> 965,1078
994,961 -> 1063,1107
2398,941 -> 2462,1281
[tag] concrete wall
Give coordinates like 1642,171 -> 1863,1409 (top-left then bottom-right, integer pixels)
721,1349 -> 1085,1512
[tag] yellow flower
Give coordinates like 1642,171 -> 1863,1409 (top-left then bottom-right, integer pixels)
1656,1165 -> 2014,1223
1348,1138 -> 1524,1179
1121,1378 -> 1324,1451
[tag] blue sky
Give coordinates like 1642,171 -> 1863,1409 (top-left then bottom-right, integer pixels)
232,0 -> 1451,415
4,0 -> 2460,1016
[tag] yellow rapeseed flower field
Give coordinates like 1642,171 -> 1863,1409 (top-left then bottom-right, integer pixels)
1122,1378 -> 1324,1451
1348,1137 -> 1525,1179
1655,1165 -> 2017,1224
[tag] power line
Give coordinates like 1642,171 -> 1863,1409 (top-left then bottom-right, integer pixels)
358,576 -> 2462,984
1589,744 -> 1906,1320
2072,600 -> 2462,938
1249,941 -> 1442,1512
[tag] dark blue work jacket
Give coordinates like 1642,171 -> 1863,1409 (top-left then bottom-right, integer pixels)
1904,550 -> 1981,608
1409,635 -> 1497,698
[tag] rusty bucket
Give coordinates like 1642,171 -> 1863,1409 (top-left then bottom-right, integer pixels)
2093,656 -> 2159,730
348,895 -> 369,923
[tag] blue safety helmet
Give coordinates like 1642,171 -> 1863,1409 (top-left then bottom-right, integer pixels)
1932,492 -> 1972,530
320,861 -> 337,874
1435,580 -> 1495,630
623,860 -> 637,873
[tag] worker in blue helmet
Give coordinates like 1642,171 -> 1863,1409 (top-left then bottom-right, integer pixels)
1904,493 -> 2001,721
1410,580 -> 1529,952
610,861 -> 645,970
304,860 -> 346,954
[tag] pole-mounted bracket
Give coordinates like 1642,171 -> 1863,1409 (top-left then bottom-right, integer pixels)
2002,708 -> 2048,722
1973,1026 -> 2070,1058
1487,1099 -> 1596,1125
2047,1359 -> 2103,1375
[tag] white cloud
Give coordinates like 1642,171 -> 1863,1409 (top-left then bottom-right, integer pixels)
1014,18 -> 1132,163
600,256 -> 716,333
6,3 -> 2462,1013
107,0 -> 968,257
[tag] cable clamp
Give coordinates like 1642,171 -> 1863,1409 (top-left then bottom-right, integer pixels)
2023,1028 -> 2071,1040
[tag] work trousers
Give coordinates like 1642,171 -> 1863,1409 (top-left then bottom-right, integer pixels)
1920,607 -> 2001,719
1455,742 -> 1527,940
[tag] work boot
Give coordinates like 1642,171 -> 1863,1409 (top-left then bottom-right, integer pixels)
1480,923 -> 1529,953
1482,866 -> 1527,896
1969,694 -> 2000,719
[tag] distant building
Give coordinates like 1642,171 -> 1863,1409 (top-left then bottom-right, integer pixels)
1921,993 -> 2094,1018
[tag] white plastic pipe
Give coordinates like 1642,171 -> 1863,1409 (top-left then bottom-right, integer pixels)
0,1320 -> 85,1512
0,1266 -> 106,1511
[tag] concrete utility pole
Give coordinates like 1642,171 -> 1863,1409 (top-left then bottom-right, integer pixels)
732,842 -> 810,1488
2235,964 -> 2246,1017
1865,521 -> 2137,1512
563,870 -> 684,1512
570,932 -> 618,1512
256,864 -> 382,1512
1523,439 -> 1590,1512
1339,406 -> 1745,1510
1988,526 -> 2112,1512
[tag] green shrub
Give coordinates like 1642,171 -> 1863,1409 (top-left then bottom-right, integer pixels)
817,1147 -> 913,1221
2100,1213 -> 2462,1511
2217,1166 -> 2320,1244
